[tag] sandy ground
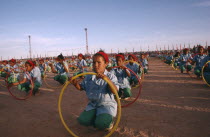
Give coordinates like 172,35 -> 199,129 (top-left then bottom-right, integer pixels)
0,57 -> 210,137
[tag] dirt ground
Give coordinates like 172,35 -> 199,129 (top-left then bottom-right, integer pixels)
0,57 -> 210,137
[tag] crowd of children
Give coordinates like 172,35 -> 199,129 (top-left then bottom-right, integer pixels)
0,51 -> 149,130
158,46 -> 210,84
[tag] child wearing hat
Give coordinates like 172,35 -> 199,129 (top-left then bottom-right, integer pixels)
49,54 -> 69,84
110,53 -> 131,99
12,60 -> 42,95
71,51 -> 119,130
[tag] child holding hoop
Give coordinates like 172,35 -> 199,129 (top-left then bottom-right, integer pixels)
126,54 -> 140,87
49,54 -> 69,84
71,51 -> 119,130
11,60 -> 42,95
110,53 -> 131,99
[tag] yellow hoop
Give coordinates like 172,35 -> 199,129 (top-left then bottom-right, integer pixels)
201,61 -> 210,87
124,60 -> 144,81
58,72 -> 121,137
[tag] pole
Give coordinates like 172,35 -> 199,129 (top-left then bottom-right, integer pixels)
29,35 -> 32,59
84,28 -> 89,55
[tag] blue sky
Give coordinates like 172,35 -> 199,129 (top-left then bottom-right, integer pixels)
0,0 -> 210,59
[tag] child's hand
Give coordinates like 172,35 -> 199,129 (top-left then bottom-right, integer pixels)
70,78 -> 78,85
96,73 -> 105,79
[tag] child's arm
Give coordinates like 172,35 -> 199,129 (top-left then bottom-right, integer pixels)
61,62 -> 69,73
121,66 -> 130,77
12,78 -> 26,86
71,79 -> 82,90
49,63 -> 57,73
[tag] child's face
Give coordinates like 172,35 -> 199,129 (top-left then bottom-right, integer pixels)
25,63 -> 33,72
78,56 -> 82,60
116,57 -> 124,66
198,48 -> 204,54
93,56 -> 107,73
128,56 -> 134,64
9,62 -> 15,66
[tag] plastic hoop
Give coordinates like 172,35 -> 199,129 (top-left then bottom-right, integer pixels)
58,72 -> 121,137
111,66 -> 142,108
6,67 -> 34,100
201,60 -> 210,87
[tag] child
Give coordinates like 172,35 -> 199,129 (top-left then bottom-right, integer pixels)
12,60 -> 42,95
49,54 -> 69,84
139,54 -> 149,74
38,59 -> 46,78
0,60 -> 9,78
173,52 -> 181,68
110,53 -> 131,99
74,53 -> 88,76
71,51 -> 119,130
179,48 -> 193,73
191,46 -> 207,78
126,54 -> 140,87
165,52 -> 174,65
7,59 -> 20,84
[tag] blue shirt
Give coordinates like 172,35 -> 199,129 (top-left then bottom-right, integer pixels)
110,68 -> 131,89
179,54 -> 193,65
77,59 -> 87,72
55,61 -> 69,75
201,55 -> 210,70
126,63 -> 139,78
8,64 -> 20,79
139,58 -> 148,68
193,54 -> 207,69
80,69 -> 119,117
39,63 -> 46,72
